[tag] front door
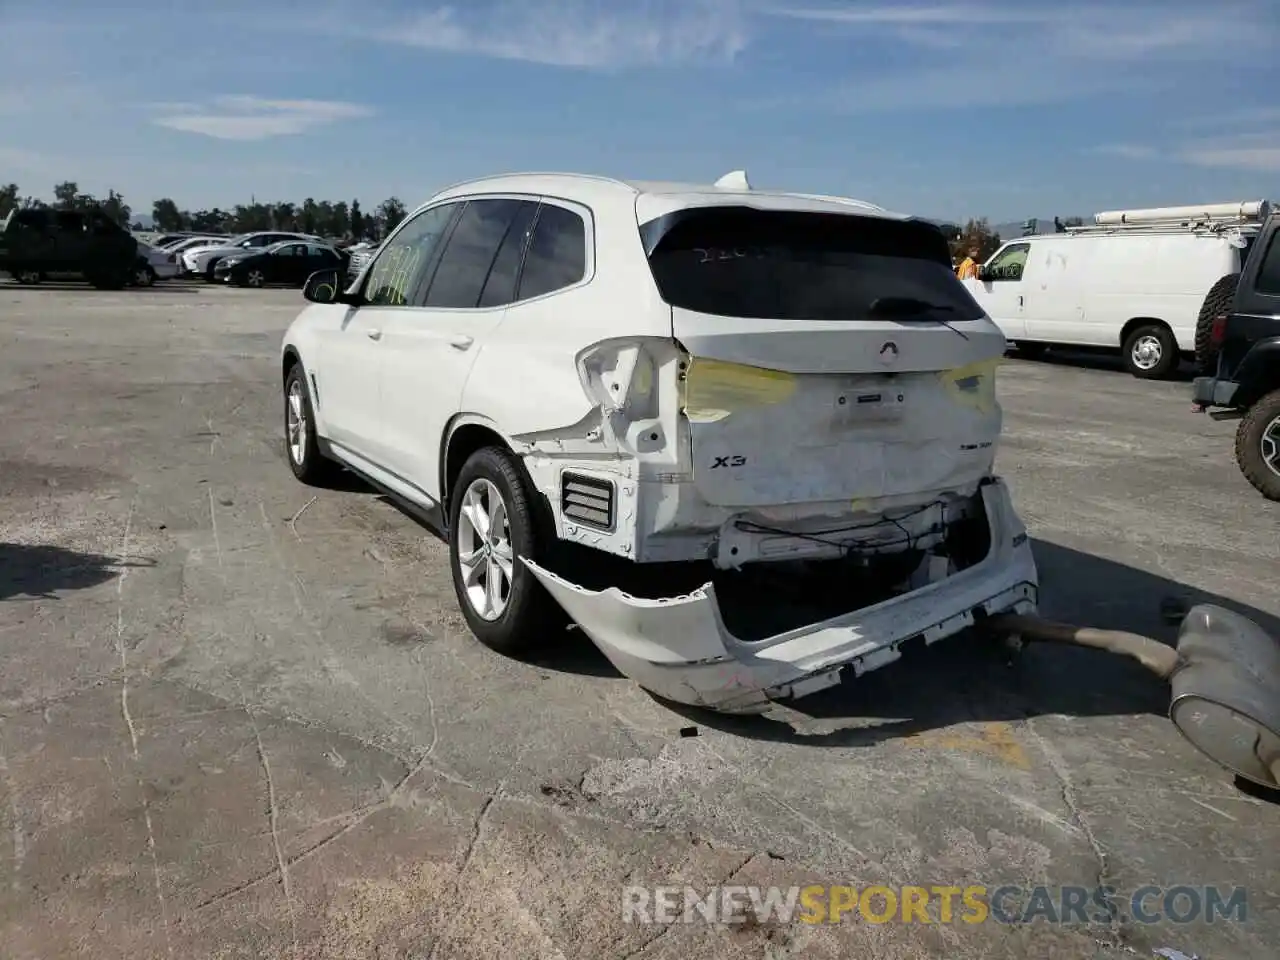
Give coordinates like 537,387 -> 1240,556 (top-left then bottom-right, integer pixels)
314,201 -> 463,471
967,241 -> 1031,340
378,197 -> 539,500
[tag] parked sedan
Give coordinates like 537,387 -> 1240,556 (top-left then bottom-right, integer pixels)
214,241 -> 348,287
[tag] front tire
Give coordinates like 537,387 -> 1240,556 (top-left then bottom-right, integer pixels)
1235,389 -> 1280,502
448,447 -> 560,655
283,363 -> 340,485
14,269 -> 42,285
1122,323 -> 1179,379
134,263 -> 156,287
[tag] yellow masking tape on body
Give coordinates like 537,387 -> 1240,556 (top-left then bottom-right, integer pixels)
936,358 -> 999,414
682,358 -> 797,423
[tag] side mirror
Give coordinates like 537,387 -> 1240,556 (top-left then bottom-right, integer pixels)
303,269 -> 342,304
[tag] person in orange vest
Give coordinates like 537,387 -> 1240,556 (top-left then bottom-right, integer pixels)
956,246 -> 981,280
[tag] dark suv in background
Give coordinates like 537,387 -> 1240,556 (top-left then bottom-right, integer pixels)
1192,209 -> 1280,501
0,206 -> 139,289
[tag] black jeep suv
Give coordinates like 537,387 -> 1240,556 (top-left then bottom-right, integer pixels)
0,206 -> 139,289
1192,209 -> 1280,501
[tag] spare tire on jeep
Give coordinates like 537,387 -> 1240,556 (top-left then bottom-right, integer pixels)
1194,272 -> 1240,374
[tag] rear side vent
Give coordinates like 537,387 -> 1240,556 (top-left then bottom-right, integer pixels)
561,472 -> 615,531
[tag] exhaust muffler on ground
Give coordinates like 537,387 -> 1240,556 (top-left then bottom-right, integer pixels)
988,606 -> 1280,790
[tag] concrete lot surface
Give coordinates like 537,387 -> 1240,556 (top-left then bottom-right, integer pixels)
1,282 -> 1278,959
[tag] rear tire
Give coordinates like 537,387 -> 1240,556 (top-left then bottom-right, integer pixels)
1122,322 -> 1179,379
1194,273 -> 1239,374
133,263 -> 156,287
1234,388 -> 1280,502
448,446 -> 561,655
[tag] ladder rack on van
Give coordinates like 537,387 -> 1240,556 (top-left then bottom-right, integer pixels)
1062,199 -> 1270,238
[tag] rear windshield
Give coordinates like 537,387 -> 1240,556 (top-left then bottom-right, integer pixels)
641,207 -> 984,322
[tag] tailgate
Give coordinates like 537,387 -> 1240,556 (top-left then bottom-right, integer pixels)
644,205 -> 1007,507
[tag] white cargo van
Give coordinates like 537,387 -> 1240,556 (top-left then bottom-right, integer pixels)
964,201 -> 1268,378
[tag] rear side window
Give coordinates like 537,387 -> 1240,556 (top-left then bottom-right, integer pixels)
478,201 -> 539,308
1254,233 -> 1280,296
516,204 -> 586,301
642,207 -> 983,322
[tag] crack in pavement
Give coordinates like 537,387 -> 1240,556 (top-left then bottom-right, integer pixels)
112,496 -> 174,958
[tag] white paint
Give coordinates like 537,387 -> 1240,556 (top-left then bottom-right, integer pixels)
280,170 -> 1039,708
526,481 -> 1038,712
966,226 -> 1250,357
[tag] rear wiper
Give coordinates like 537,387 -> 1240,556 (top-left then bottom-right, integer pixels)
867,297 -> 969,340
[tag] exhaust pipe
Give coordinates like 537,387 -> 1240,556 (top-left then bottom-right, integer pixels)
989,605 -> 1280,790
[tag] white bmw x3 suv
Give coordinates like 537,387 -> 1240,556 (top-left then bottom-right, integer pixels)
280,170 -> 1039,713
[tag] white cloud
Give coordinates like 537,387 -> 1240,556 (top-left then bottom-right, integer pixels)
1091,132 -> 1280,173
768,4 -> 1052,25
1090,144 -> 1160,161
151,95 -> 373,141
1181,145 -> 1280,172
366,1 -> 750,68
765,1 -> 1276,111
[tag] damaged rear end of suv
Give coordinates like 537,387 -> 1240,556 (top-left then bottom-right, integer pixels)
518,182 -> 1039,713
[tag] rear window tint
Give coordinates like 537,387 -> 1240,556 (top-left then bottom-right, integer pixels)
642,208 -> 983,322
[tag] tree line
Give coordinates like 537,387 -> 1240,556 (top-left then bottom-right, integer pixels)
0,181 -> 1082,256
0,181 -> 409,242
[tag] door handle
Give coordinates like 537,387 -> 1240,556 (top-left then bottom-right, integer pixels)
366,328 -> 382,341
450,335 -> 474,350
1018,295 -> 1024,307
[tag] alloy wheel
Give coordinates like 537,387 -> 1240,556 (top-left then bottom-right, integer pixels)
286,379 -> 306,465
1262,415 -> 1280,479
454,478 -> 514,621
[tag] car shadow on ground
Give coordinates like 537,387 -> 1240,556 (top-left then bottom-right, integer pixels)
0,543 -> 155,601
632,539 -> 1280,752
1010,347 -> 1198,382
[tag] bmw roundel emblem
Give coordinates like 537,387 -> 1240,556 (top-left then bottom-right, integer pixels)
878,341 -> 899,365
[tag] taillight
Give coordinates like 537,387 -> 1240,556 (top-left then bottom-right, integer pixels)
1209,314 -> 1228,348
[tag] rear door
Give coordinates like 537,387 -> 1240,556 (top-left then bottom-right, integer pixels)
642,206 -> 1008,507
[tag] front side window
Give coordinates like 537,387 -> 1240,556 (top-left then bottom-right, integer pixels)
642,207 -> 982,322
424,199 -> 526,308
1254,232 -> 1280,297
986,243 -> 1031,281
517,204 -> 586,301
364,202 -> 459,306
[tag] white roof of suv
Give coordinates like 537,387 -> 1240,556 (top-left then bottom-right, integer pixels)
427,170 -> 906,225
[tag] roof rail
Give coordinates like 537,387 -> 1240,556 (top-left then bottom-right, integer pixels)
1055,199 -> 1270,238
1093,200 -> 1269,227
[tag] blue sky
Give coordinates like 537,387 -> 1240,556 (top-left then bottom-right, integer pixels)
0,0 -> 1276,222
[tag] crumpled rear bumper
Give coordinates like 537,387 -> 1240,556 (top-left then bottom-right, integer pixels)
525,479 -> 1038,713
